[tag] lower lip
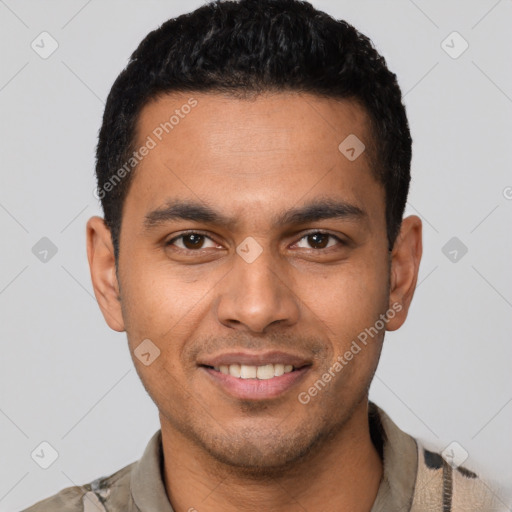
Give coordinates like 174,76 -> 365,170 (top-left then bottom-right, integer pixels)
201,366 -> 310,400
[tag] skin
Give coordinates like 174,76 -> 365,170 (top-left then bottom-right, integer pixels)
86,91 -> 422,512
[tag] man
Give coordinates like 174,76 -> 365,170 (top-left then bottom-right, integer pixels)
23,0 -> 507,510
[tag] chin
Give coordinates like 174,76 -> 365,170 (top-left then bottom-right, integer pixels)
193,423 -> 328,477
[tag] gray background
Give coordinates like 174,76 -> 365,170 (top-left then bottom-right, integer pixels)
1,0 -> 511,510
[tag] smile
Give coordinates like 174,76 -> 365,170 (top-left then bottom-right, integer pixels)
208,363 -> 295,380
200,364 -> 310,400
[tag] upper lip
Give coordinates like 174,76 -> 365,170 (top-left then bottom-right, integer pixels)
198,351 -> 312,368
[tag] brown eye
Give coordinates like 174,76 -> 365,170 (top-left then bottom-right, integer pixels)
307,233 -> 329,249
167,233 -> 217,251
181,233 -> 205,249
295,232 -> 341,250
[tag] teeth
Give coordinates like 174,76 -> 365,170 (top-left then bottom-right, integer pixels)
229,364 -> 241,378
213,363 -> 295,379
274,363 -> 285,377
256,364 -> 274,380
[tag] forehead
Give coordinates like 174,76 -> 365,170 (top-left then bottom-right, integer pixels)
137,90 -> 371,157
124,91 -> 383,228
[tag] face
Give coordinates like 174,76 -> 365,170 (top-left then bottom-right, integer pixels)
87,91 -> 421,472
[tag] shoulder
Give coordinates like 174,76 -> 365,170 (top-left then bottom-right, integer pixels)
21,462 -> 136,512
369,402 -> 511,511
411,442 -> 511,511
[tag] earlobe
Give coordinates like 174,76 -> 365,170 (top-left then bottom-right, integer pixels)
86,216 -> 125,332
386,215 -> 422,332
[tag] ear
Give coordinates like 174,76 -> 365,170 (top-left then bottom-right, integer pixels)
86,216 -> 125,332
386,215 -> 422,331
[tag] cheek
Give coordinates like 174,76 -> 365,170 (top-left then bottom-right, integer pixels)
303,259 -> 389,340
121,260 -> 205,337
119,259 -> 220,390
298,265 -> 388,409
118,263 -> 198,408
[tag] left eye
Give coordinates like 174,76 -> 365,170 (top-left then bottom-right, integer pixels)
295,232 -> 341,250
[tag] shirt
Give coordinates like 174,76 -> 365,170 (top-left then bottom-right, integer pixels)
22,401 -> 509,511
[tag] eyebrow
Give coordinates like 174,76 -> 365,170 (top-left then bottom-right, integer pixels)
143,198 -> 367,231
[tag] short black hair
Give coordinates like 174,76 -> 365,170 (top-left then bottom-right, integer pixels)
95,0 -> 412,261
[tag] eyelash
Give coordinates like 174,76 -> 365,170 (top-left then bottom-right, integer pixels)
165,230 -> 346,253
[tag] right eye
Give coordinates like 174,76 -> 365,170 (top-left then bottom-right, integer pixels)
166,232 -> 220,251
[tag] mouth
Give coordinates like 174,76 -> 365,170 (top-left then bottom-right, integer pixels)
203,362 -> 298,379
198,352 -> 312,400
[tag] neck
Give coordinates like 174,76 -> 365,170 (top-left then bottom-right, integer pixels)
160,399 -> 383,512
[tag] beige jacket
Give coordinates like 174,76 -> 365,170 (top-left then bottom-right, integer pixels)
23,401 -> 510,511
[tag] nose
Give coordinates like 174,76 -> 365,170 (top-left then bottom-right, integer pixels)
215,243 -> 300,333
